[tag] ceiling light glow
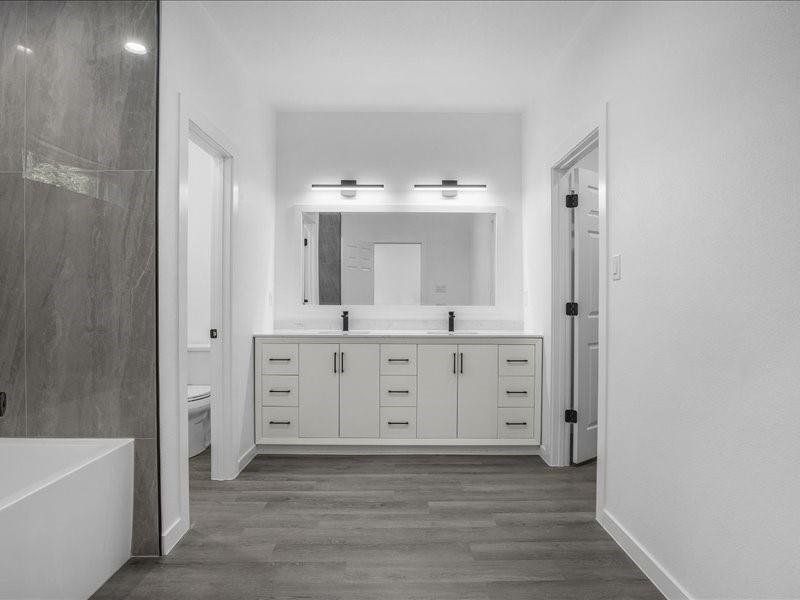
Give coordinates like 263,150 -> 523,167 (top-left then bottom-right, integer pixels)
124,40 -> 147,55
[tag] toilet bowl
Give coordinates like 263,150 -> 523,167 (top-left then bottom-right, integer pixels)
187,385 -> 211,458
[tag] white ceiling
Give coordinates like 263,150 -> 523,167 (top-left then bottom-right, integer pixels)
201,1 -> 595,111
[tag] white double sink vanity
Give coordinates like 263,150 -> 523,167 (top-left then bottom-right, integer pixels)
254,332 -> 543,449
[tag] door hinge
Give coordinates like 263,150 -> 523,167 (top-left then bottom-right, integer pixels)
304,238 -> 308,246
566,192 -> 578,208
565,302 -> 578,316
565,409 -> 578,423
209,328 -> 218,339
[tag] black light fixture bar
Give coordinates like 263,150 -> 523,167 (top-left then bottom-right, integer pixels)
413,179 -> 487,190
311,179 -> 384,190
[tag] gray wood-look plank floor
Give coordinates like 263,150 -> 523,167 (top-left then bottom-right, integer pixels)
93,453 -> 663,599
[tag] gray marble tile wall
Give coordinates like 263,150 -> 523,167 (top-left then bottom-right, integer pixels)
0,1 -> 159,556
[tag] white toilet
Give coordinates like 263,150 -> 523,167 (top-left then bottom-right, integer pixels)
187,385 -> 211,458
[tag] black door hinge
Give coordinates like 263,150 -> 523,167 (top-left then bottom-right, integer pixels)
565,302 -> 578,316
304,238 -> 308,246
210,328 -> 218,339
565,409 -> 578,423
566,192 -> 578,208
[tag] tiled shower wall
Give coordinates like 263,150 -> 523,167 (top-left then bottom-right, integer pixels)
0,1 -> 159,555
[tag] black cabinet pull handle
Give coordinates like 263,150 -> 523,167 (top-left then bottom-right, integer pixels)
505,421 -> 528,426
460,352 -> 464,374
269,389 -> 291,394
453,352 -> 457,374
333,352 -> 337,373
505,390 -> 528,395
269,420 -> 291,425
506,359 -> 528,363
387,358 -> 410,363
387,390 -> 409,394
269,357 -> 291,362
341,351 -> 345,373
387,421 -> 409,425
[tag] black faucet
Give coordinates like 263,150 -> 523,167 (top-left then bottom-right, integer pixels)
448,311 -> 455,332
341,310 -> 349,332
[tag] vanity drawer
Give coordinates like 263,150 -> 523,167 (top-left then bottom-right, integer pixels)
380,376 -> 417,406
261,376 -> 298,406
498,407 -> 534,439
261,407 -> 299,438
380,345 -> 417,375
260,343 -> 299,375
498,345 -> 535,377
498,377 -> 534,407
380,407 -> 417,438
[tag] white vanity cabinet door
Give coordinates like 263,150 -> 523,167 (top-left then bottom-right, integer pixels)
298,343 -> 340,437
457,345 -> 498,438
339,344 -> 379,438
417,345 -> 458,438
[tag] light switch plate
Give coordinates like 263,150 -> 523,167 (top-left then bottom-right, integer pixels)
611,254 -> 622,280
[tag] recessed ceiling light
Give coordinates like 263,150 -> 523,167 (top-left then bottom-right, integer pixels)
124,41 -> 147,55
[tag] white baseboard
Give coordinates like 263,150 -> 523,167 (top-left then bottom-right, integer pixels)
161,516 -> 189,556
597,508 -> 691,600
255,444 -> 541,456
237,444 -> 257,474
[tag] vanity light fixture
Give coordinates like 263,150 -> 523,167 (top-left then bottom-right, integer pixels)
124,40 -> 148,55
413,179 -> 487,198
15,44 -> 33,55
311,179 -> 384,198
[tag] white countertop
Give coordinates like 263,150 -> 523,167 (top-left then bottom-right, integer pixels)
255,330 -> 543,338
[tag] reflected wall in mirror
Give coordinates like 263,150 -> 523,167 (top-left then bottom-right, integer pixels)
302,212 -> 496,306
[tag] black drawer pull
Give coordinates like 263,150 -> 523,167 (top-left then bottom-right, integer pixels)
506,359 -> 529,363
269,420 -> 291,425
269,389 -> 291,394
505,390 -> 528,395
269,357 -> 291,362
387,358 -> 410,363
387,390 -> 409,394
505,421 -> 528,426
387,421 -> 410,425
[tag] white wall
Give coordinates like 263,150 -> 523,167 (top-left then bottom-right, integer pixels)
275,112 -> 522,331
524,2 -> 800,598
159,1 -> 275,552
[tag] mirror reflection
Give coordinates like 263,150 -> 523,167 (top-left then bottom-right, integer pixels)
302,212 -> 496,306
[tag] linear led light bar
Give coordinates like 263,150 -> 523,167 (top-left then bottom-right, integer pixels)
311,179 -> 384,197
413,179 -> 487,197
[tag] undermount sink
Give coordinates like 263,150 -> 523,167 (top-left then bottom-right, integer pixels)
426,330 -> 479,335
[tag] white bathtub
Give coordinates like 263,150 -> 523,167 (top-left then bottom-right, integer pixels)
0,438 -> 134,600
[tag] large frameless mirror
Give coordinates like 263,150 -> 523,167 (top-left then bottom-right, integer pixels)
302,212 -> 496,307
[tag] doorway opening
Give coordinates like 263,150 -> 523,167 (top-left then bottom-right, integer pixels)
185,134 -> 223,480
550,128 -> 603,466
